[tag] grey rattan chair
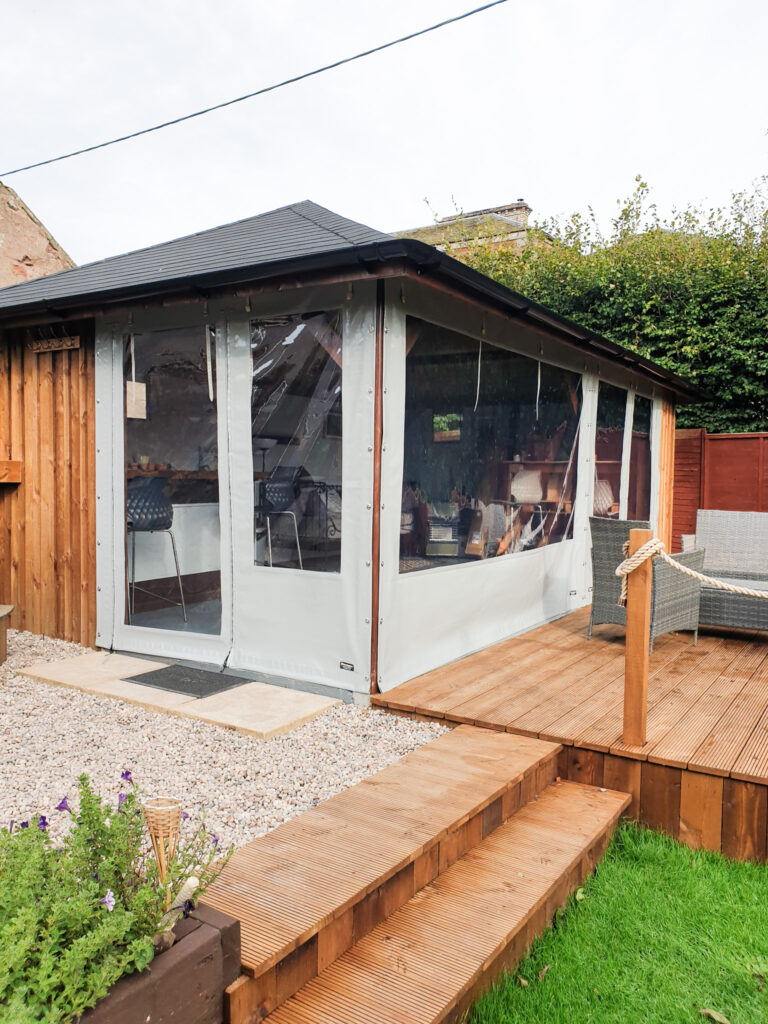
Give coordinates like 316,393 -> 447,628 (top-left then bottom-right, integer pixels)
685,510 -> 768,632
588,517 -> 704,651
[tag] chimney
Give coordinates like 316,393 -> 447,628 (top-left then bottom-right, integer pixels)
497,199 -> 531,228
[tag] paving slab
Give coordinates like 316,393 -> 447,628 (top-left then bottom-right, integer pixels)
86,677 -> 197,714
18,652 -> 339,739
182,681 -> 339,739
19,651 -> 165,693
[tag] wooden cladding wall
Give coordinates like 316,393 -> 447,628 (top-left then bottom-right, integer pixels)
672,428 -> 768,551
0,322 -> 97,646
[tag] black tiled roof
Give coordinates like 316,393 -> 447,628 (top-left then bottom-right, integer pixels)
0,200 -> 392,312
0,198 -> 700,399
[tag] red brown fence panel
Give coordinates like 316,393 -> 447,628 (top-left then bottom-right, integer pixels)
673,429 -> 768,550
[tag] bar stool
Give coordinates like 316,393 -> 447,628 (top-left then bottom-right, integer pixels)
126,477 -> 187,622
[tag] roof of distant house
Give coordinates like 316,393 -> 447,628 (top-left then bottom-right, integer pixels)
396,199 -> 534,249
0,199 -> 699,400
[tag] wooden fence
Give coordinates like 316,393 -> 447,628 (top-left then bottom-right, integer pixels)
672,428 -> 768,551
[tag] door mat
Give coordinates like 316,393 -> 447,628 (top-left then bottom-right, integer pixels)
122,665 -> 249,699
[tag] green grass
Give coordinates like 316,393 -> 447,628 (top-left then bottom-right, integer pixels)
470,823 -> 768,1024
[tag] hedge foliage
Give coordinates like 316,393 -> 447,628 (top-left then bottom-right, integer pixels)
460,180 -> 768,432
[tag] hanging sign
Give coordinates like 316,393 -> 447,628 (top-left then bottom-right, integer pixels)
125,381 -> 147,419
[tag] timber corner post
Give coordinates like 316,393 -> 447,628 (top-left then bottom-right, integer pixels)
622,528 -> 653,746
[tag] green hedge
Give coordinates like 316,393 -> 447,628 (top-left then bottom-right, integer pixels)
460,180 -> 768,433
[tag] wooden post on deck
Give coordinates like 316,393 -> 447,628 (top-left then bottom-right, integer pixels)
623,528 -> 653,746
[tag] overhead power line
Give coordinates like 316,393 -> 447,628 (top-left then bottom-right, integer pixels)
1,0 -> 508,178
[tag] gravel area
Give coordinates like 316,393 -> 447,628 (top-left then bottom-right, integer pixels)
1,630 -> 448,849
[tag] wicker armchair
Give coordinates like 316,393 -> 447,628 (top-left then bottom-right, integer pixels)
588,517 -> 704,651
682,510 -> 768,632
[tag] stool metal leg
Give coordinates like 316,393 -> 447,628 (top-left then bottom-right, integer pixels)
286,510 -> 303,570
130,530 -> 136,619
266,511 -> 303,569
167,529 -> 187,622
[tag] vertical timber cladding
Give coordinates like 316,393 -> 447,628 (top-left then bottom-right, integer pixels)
0,321 -> 97,646
656,400 -> 676,552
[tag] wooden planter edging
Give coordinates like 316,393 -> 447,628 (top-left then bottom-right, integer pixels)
80,903 -> 240,1024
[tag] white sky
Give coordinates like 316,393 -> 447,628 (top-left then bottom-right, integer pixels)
2,0 -> 766,265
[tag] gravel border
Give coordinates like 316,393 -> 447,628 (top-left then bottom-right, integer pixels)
1,630 -> 448,848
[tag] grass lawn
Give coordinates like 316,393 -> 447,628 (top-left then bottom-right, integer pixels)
471,823 -> 768,1024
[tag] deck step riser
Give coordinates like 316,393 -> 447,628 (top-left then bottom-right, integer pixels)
265,781 -> 629,1024
446,824 -> 616,1024
224,745 -> 560,1023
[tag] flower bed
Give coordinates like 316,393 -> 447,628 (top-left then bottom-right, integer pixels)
0,772 -> 232,1024
80,903 -> 240,1024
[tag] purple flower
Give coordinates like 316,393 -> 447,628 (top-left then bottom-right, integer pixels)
120,770 -> 132,783
92,872 -> 101,882
100,890 -> 116,913
19,821 -> 29,830
209,832 -> 220,848
37,816 -> 48,832
181,811 -> 189,823
56,797 -> 71,813
117,793 -> 128,812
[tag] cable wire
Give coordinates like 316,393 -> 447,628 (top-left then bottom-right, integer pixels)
0,0 -> 508,177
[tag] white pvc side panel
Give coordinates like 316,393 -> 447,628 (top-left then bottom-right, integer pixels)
106,308 -> 233,666
619,390 -> 635,519
377,282 -> 591,691
227,283 -> 375,693
577,373 -> 599,602
94,323 -> 116,650
649,398 -> 663,534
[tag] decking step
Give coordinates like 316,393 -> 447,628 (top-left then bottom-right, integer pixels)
265,780 -> 629,1024
204,726 -> 560,1016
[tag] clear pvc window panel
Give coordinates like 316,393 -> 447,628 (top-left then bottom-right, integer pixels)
250,311 -> 342,573
593,381 -> 627,518
400,317 -> 582,573
628,394 -> 652,521
123,325 -> 221,634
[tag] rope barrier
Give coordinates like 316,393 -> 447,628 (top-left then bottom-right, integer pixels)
615,538 -> 768,607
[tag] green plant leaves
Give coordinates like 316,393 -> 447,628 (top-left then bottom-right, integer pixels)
460,179 -> 768,433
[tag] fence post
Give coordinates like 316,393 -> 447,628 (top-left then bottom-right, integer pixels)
623,527 -> 653,746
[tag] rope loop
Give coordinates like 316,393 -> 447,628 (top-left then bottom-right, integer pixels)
614,537 -> 768,608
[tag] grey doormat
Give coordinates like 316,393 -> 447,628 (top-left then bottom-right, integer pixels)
123,665 -> 249,699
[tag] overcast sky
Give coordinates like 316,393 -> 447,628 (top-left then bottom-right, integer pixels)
2,0 -> 766,266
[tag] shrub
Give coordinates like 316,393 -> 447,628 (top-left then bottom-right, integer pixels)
460,179 -> 768,433
0,773 -> 230,1024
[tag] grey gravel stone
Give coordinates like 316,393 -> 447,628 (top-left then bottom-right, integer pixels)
0,631 -> 448,847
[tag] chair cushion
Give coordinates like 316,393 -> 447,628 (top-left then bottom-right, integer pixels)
702,575 -> 768,593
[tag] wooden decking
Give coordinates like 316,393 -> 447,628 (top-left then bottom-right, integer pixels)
203,724 -> 627,1023
373,608 -> 768,861
267,782 -> 627,1024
